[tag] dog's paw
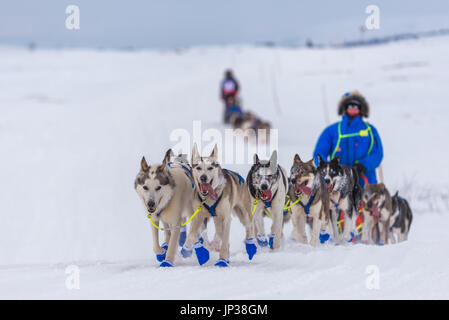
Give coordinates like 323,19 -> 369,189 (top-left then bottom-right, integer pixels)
268,234 -> 275,250
178,227 -> 187,247
194,241 -> 210,265
214,258 -> 229,267
245,238 -> 257,260
319,230 -> 330,244
156,247 -> 167,262
257,234 -> 268,247
180,245 -> 193,258
378,240 -> 385,246
159,260 -> 174,267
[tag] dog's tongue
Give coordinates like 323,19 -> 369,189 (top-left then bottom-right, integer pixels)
200,183 -> 218,201
260,190 -> 272,201
327,183 -> 334,193
372,206 -> 380,221
296,183 -> 312,197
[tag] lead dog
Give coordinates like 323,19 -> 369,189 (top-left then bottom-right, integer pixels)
246,151 -> 288,250
389,191 -> 412,243
134,149 -> 195,267
361,183 -> 393,245
288,155 -> 331,246
180,143 -> 257,267
317,155 -> 362,243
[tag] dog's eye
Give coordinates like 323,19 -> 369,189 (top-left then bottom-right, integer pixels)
155,186 -> 161,191
196,167 -> 201,171
207,167 -> 213,171
143,186 -> 149,191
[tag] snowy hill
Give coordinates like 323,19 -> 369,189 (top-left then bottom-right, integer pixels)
1,36 -> 449,299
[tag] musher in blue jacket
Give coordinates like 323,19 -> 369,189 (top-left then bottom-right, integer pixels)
313,91 -> 383,188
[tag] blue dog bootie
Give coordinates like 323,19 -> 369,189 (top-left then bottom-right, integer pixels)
214,258 -> 229,267
156,243 -> 167,262
160,260 -> 174,267
257,234 -> 268,247
178,226 -> 187,247
319,230 -> 330,244
268,233 -> 275,249
245,238 -> 257,260
180,244 -> 193,258
193,241 -> 210,265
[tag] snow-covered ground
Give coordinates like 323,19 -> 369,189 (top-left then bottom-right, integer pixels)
1,36 -> 449,299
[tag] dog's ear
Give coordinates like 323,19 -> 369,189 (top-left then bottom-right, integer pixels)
394,190 -> 399,198
331,156 -> 341,164
159,149 -> 172,171
192,142 -> 200,165
253,153 -> 260,165
270,150 -> 278,165
140,157 -> 150,172
210,144 -> 218,161
306,158 -> 316,168
294,154 -> 302,164
317,154 -> 325,165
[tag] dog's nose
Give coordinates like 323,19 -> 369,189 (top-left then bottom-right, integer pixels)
200,175 -> 208,183
261,184 -> 269,191
290,178 -> 296,184
147,200 -> 155,209
325,178 -> 331,184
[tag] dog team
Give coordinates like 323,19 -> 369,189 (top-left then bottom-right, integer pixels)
134,145 -> 412,267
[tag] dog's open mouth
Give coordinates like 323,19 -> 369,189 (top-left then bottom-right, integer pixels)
199,182 -> 218,200
327,183 -> 334,193
148,207 -> 156,213
295,180 -> 312,196
260,189 -> 273,202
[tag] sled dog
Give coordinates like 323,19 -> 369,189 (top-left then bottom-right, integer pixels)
134,149 -> 195,267
246,151 -> 288,250
361,183 -> 393,245
317,155 -> 362,243
288,154 -> 331,246
180,143 -> 256,267
389,191 -> 412,243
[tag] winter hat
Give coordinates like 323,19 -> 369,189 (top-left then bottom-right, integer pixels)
337,91 -> 370,118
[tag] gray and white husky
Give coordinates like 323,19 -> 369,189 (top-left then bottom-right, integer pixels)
317,155 -> 362,244
390,192 -> 413,243
361,183 -> 393,245
288,154 -> 331,246
180,143 -> 256,267
134,149 -> 195,267
246,151 -> 289,250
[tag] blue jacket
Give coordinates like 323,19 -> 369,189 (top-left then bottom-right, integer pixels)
313,115 -> 383,187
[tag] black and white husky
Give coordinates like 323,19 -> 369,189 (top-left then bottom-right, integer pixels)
246,151 -> 289,250
390,191 -> 413,243
180,143 -> 256,267
317,155 -> 362,243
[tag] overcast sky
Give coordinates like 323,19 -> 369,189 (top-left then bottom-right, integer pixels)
1,0 -> 448,49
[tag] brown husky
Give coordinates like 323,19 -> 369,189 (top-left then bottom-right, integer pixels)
288,155 -> 331,246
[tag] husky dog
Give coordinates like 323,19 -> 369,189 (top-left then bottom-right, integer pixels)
180,143 -> 256,267
317,155 -> 362,243
134,149 -> 195,267
389,191 -> 412,243
246,151 -> 288,250
361,183 -> 393,245
288,155 -> 330,246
